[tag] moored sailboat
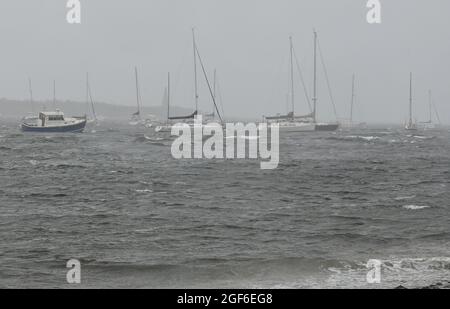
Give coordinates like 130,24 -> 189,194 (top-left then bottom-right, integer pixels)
418,90 -> 441,130
155,29 -> 223,133
405,73 -> 418,131
85,72 -> 99,125
311,30 -> 339,132
263,36 -> 315,132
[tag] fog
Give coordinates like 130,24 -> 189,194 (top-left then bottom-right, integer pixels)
0,0 -> 448,123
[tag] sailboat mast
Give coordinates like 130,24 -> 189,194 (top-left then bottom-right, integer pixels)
312,30 -> 318,123
53,80 -> 56,110
409,72 -> 413,125
350,73 -> 355,124
213,69 -> 217,115
167,72 -> 170,121
135,66 -> 141,116
192,28 -> 199,112
86,72 -> 90,115
86,73 -> 97,121
28,78 -> 34,113
428,90 -> 432,123
290,36 -> 295,116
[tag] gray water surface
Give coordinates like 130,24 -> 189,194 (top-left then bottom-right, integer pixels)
0,120 -> 449,288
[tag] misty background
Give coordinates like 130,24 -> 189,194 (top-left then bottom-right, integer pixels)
0,0 -> 448,123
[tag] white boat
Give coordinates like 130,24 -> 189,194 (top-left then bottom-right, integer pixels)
278,121 -> 316,132
264,37 -> 315,132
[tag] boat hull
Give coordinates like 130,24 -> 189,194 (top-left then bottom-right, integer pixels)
21,119 -> 87,133
278,123 -> 315,132
315,123 -> 340,131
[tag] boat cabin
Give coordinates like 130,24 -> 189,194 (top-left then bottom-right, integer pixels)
39,111 -> 65,126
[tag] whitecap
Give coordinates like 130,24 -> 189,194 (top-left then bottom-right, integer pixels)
394,195 -> 416,201
345,135 -> 379,142
403,205 -> 430,210
135,189 -> 153,193
144,135 -> 164,141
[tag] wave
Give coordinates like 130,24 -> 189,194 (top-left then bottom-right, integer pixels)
135,189 -> 153,193
134,135 -> 168,145
326,256 -> 450,289
402,205 -> 430,210
328,135 -> 380,143
411,135 -> 436,140
394,195 -> 416,201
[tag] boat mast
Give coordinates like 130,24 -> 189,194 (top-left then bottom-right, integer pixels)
86,73 -> 97,121
167,72 -> 170,121
428,90 -> 432,123
213,69 -> 217,99
192,28 -> 199,112
350,73 -> 355,124
213,69 -> 217,116
312,30 -> 318,123
28,78 -> 34,113
409,72 -> 413,126
86,72 -> 90,116
290,36 -> 295,117
135,66 -> 141,117
53,80 -> 56,110
194,43 -> 223,123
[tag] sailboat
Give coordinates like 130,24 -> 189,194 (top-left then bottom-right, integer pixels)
418,90 -> 441,130
405,73 -> 418,131
129,66 -> 143,126
85,73 -> 98,125
21,80 -> 87,133
341,74 -> 366,129
311,30 -> 340,132
22,78 -> 37,121
263,37 -> 315,132
155,29 -> 222,133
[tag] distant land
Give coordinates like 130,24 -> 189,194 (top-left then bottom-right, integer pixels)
0,98 -> 192,121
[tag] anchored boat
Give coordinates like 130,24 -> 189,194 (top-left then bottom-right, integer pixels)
155,29 -> 223,133
263,37 -> 315,132
21,110 -> 87,133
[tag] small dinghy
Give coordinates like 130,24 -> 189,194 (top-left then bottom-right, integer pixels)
21,110 -> 87,133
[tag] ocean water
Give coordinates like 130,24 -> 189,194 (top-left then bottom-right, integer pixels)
0,120 -> 449,288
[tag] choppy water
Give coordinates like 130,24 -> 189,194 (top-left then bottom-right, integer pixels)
0,120 -> 449,288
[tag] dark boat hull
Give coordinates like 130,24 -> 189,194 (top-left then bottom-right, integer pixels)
21,120 -> 87,133
315,123 -> 340,132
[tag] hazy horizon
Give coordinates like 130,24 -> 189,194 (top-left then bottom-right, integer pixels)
0,0 -> 449,124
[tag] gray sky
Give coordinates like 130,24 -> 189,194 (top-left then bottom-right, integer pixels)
0,0 -> 449,123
